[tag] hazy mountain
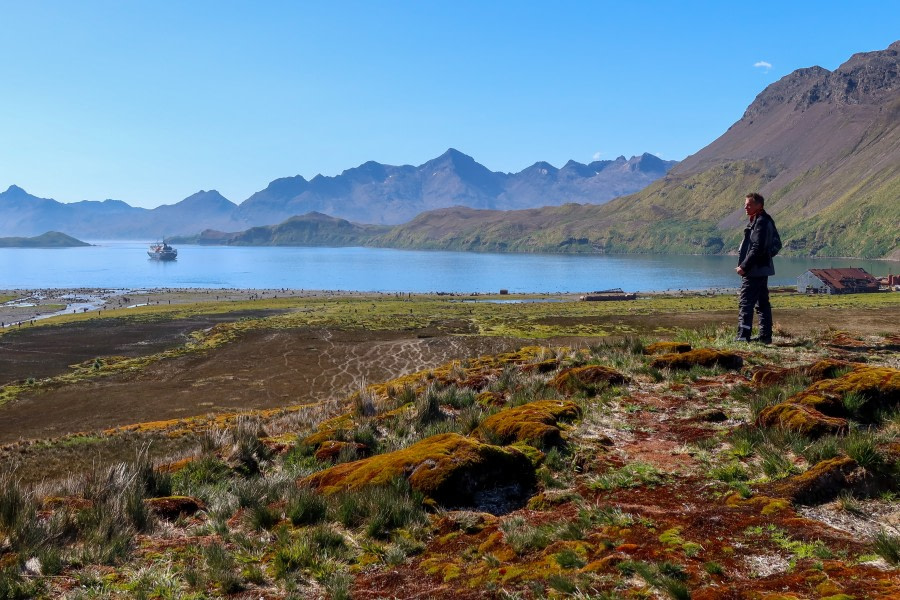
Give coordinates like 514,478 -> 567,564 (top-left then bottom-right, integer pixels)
0,186 -> 242,239
1,150 -> 673,238
168,212 -> 390,247
378,41 -> 900,259
234,149 -> 674,225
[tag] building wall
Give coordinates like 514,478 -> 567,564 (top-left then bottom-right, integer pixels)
797,271 -> 829,293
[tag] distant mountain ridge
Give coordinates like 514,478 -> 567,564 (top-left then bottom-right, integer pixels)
0,151 -> 675,238
236,150 -> 674,226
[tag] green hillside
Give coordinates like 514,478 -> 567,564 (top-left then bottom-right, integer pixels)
0,231 -> 91,248
378,161 -> 773,255
170,213 -> 390,247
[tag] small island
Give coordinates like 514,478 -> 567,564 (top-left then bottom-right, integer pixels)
0,231 -> 91,248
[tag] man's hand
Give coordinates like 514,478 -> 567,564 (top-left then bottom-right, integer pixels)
736,266 -> 745,276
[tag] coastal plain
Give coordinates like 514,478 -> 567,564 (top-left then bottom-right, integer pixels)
1,287 -> 898,598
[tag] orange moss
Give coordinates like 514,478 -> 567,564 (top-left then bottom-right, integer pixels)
790,366 -> 900,418
101,402 -> 320,439
583,553 -> 626,571
155,456 -> 196,474
650,348 -> 743,371
360,346 -> 552,402
752,358 -> 852,385
756,403 -> 848,437
300,413 -> 355,449
260,434 -> 296,455
549,364 -> 628,393
475,400 -> 581,447
477,529 -> 514,560
301,433 -> 535,510
643,341 -> 692,355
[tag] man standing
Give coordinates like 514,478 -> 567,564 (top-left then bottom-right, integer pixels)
735,192 -> 776,343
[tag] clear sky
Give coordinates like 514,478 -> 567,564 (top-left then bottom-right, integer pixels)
1,1 -> 898,208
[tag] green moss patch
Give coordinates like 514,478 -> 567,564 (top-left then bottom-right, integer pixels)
756,403 -> 849,437
301,433 -> 536,514
475,400 -> 581,448
791,366 -> 900,419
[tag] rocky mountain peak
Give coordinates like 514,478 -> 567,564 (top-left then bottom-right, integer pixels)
176,190 -> 236,210
522,161 -> 559,176
743,40 -> 899,120
341,160 -> 388,181
427,148 -> 479,169
629,153 -> 667,173
1,185 -> 30,199
829,40 -> 899,104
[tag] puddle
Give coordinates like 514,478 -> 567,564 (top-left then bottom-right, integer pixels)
458,298 -> 567,304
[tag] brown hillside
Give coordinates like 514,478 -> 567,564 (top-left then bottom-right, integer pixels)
680,41 -> 900,229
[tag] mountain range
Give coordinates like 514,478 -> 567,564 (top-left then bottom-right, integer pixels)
0,152 -> 674,239
370,41 -> 900,259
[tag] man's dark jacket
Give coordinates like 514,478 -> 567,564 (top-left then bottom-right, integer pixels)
738,211 -> 776,277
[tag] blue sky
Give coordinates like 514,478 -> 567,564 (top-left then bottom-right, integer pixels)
1,1 -> 898,209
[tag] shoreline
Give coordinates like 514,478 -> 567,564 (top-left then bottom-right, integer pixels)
0,287 -> 408,328
1,285 -> 753,329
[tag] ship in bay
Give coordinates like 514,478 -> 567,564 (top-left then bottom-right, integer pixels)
147,241 -> 177,261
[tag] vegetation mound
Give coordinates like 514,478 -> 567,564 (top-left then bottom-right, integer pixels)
791,366 -> 900,419
549,364 -> 628,393
302,433 -> 536,513
756,402 -> 849,437
650,348 -> 744,370
751,358 -> 852,385
758,366 -> 900,434
475,399 -> 581,448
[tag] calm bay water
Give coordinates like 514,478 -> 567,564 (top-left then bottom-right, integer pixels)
1,241 -> 896,293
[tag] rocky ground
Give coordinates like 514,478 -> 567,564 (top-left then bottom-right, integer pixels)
0,291 -> 898,598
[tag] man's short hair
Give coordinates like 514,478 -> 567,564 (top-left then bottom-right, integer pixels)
746,192 -> 765,206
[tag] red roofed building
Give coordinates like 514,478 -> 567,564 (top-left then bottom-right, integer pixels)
797,268 -> 880,294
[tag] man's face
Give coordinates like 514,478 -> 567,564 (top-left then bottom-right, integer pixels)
744,197 -> 761,217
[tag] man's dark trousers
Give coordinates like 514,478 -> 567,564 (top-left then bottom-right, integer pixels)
738,276 -> 772,341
